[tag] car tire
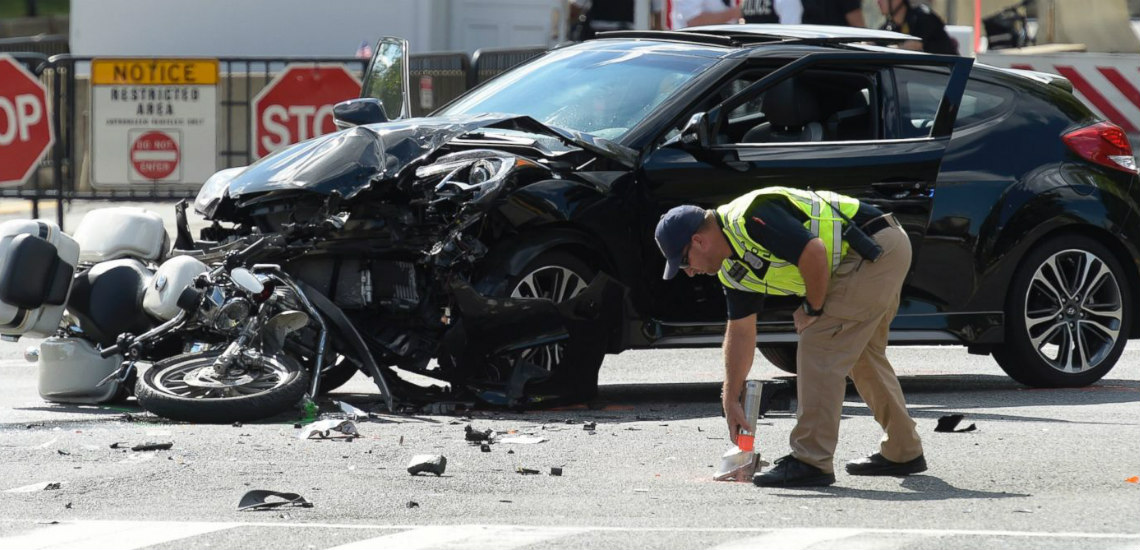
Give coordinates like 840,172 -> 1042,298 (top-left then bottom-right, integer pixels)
993,234 -> 1132,387
758,345 -> 797,374
505,250 -> 604,400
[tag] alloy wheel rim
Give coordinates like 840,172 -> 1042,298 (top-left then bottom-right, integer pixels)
1024,249 -> 1123,374
510,265 -> 590,371
154,356 -> 293,399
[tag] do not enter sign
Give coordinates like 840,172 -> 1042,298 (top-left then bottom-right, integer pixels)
0,54 -> 54,187
130,130 -> 180,181
252,65 -> 362,159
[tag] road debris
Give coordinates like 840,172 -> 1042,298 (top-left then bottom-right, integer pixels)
1126,476 -> 1138,484
464,425 -> 495,442
499,435 -> 548,445
43,483 -> 61,490
516,467 -> 540,475
297,419 -> 359,440
550,467 -> 563,476
237,490 -> 314,511
407,455 -> 448,476
480,443 -> 491,453
131,442 -> 173,452
583,422 -> 596,431
935,414 -> 977,433
406,501 -> 420,508
335,400 -> 369,420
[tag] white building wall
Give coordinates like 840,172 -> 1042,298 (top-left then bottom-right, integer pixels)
71,0 -> 563,57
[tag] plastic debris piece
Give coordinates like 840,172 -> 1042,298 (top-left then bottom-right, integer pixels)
583,422 -> 597,431
1126,476 -> 1138,483
131,442 -> 173,452
233,422 -> 242,428
56,450 -> 70,456
335,400 -> 369,420
480,443 -> 491,453
237,490 -> 314,511
516,467 -> 540,475
406,501 -> 420,508
298,420 -> 359,440
44,482 -> 61,490
407,455 -> 447,476
499,435 -> 548,445
935,414 -> 977,433
465,425 -> 495,442
507,449 -> 515,454
550,467 -> 563,476
109,442 -> 129,449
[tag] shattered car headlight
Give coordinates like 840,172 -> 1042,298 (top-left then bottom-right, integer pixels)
418,152 -> 538,207
195,167 -> 245,216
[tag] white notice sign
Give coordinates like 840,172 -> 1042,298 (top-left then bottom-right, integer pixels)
90,59 -> 217,188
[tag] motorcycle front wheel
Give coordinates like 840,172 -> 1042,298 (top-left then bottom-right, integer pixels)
135,350 -> 309,423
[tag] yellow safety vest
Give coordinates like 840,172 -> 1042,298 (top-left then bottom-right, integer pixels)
716,187 -> 860,296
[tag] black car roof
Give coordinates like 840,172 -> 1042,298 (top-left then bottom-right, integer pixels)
596,24 -> 918,50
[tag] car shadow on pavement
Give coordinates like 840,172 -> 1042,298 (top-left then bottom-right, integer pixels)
770,475 -> 1030,501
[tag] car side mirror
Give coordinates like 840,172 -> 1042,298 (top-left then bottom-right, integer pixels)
677,112 -> 712,150
333,98 -> 389,129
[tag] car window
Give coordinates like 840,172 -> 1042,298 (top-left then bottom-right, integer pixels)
438,48 -> 717,141
893,67 -> 952,139
714,68 -> 880,145
954,78 -> 1015,128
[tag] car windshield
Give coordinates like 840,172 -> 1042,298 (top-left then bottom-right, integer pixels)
437,47 -> 717,141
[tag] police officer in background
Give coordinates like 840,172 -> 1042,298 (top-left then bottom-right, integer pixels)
878,0 -> 958,54
741,0 -> 803,24
569,0 -> 636,41
655,187 -> 927,487
801,0 -> 865,27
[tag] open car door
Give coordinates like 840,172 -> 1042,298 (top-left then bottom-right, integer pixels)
360,37 -> 412,120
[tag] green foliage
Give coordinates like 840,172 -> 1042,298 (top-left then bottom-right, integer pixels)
0,0 -> 69,18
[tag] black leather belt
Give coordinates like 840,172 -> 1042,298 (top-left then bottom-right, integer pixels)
860,214 -> 896,235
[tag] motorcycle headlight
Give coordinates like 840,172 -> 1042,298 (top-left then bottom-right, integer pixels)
213,298 -> 252,332
194,167 -> 244,216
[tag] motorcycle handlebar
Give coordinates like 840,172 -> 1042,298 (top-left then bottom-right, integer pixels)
99,345 -> 120,359
225,235 -> 284,269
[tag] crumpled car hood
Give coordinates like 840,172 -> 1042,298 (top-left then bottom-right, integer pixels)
224,114 -> 635,201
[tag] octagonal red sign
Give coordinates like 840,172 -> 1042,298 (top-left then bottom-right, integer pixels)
0,55 -> 54,187
251,65 -> 361,159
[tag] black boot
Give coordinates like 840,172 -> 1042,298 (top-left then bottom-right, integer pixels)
845,453 -> 927,476
753,455 -> 836,487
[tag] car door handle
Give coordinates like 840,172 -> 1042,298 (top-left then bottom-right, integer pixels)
872,181 -> 929,194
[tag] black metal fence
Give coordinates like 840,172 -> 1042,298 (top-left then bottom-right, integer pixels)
0,35 -> 69,56
0,46 -> 548,228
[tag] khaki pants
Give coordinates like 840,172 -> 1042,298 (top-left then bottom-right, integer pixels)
790,217 -> 923,473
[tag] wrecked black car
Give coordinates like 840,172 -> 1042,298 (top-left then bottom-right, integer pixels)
119,26 -> 1139,420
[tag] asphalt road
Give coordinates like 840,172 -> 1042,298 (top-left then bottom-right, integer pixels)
1,338 -> 1138,550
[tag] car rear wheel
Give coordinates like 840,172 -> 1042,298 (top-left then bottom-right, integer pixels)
758,345 -> 797,374
993,235 -> 1131,387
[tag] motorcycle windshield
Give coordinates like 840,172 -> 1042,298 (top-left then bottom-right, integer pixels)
227,114 -> 550,200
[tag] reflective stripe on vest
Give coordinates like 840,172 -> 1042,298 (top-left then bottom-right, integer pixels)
715,187 -> 859,295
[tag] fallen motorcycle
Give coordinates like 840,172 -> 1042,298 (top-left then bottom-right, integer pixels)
0,115 -> 626,423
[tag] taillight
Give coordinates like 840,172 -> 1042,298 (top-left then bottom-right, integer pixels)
1062,122 -> 1138,174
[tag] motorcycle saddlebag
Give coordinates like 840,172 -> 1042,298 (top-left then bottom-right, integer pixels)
0,220 -> 80,338
37,337 -> 125,404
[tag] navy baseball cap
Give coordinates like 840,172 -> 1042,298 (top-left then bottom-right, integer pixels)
655,205 -> 706,280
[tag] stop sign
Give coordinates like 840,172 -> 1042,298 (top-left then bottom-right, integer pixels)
0,55 -> 54,187
251,65 -> 361,159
